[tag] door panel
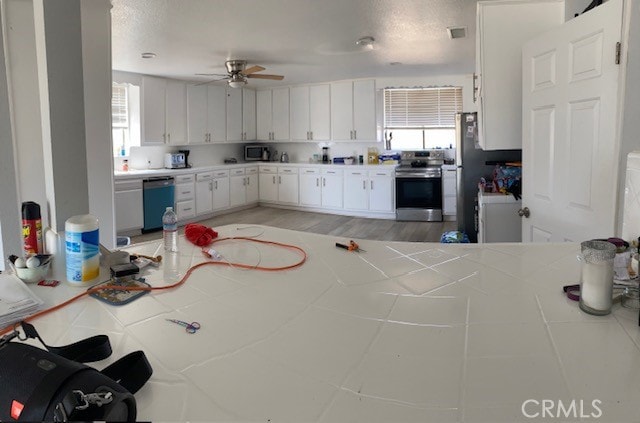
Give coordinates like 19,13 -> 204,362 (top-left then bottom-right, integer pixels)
522,0 -> 622,242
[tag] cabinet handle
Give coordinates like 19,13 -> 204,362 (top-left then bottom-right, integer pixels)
353,130 -> 356,139
181,191 -> 189,194
316,178 -> 319,187
184,207 -> 192,211
273,176 -> 276,184
362,180 -> 366,190
310,131 -> 313,140
279,176 -> 282,184
215,180 -> 218,189
209,181 -> 212,191
163,133 -> 166,143
246,177 -> 250,186
349,130 -> 353,140
323,177 -> 326,187
243,178 -> 246,186
168,133 -> 171,143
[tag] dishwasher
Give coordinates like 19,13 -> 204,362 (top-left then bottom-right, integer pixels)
142,176 -> 175,232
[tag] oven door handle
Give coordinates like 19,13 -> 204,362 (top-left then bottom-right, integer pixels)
395,172 -> 442,178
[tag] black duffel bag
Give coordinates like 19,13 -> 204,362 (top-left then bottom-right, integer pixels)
0,321 -> 152,421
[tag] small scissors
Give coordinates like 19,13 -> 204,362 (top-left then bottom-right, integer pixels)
166,319 -> 201,334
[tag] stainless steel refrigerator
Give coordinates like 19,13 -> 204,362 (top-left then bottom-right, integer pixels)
455,112 -> 521,243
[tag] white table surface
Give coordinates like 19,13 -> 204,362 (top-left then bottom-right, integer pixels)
19,225 -> 640,422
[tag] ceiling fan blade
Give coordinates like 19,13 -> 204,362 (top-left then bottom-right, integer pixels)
194,76 -> 229,86
247,74 -> 284,80
242,65 -> 266,75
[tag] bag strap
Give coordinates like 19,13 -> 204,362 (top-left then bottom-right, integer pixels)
21,321 -> 112,363
100,350 -> 153,394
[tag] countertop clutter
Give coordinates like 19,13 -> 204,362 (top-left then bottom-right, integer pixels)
21,226 -> 640,421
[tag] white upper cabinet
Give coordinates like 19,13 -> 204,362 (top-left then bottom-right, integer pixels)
476,0 -> 563,150
141,76 -> 166,145
243,88 -> 256,141
188,85 -> 227,144
291,84 -> 330,141
142,76 -> 187,145
331,79 -> 375,141
257,88 -> 290,141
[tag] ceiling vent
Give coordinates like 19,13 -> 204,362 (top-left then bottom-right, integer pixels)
447,26 -> 467,39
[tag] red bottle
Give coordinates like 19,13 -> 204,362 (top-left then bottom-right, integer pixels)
22,201 -> 43,254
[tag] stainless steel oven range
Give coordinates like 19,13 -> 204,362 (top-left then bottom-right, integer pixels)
395,150 -> 444,222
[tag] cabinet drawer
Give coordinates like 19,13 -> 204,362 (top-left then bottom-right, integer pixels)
175,182 -> 195,201
368,169 -> 394,177
175,199 -> 195,220
321,168 -> 343,176
115,179 -> 142,191
300,168 -> 320,175
346,170 -> 366,177
246,166 -> 258,175
259,166 -> 277,174
196,172 -> 213,181
212,170 -> 229,178
230,168 -> 245,176
278,167 -> 298,174
175,174 -> 195,184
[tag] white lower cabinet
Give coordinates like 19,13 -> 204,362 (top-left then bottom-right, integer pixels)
174,174 -> 195,221
321,169 -> 343,209
195,170 -> 229,214
344,169 -> 394,212
229,166 -> 259,207
299,168 -> 321,207
259,165 -> 298,204
114,179 -> 143,232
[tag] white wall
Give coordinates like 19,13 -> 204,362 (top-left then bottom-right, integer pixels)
0,3 -> 22,271
81,0 -> 115,249
616,0 -> 640,235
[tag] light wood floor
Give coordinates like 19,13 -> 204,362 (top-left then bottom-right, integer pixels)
130,206 -> 457,245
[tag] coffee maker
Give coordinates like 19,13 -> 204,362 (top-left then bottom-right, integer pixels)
322,147 -> 329,164
178,149 -> 191,168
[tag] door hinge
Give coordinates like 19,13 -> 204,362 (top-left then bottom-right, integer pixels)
615,42 -> 622,65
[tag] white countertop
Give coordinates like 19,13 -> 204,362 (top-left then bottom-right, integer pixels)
114,162 -> 397,180
13,226 -> 640,421
478,190 -> 522,204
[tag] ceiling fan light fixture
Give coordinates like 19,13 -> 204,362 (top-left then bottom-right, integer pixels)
228,73 -> 247,88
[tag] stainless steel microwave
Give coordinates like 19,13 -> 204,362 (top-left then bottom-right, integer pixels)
245,145 -> 269,161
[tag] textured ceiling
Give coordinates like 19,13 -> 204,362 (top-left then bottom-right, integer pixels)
111,0 -> 478,86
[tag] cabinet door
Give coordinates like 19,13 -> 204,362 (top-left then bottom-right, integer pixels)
242,89 -> 256,141
369,173 -> 394,212
165,80 -> 187,145
271,88 -> 290,141
278,173 -> 299,205
115,188 -> 143,232
309,84 -> 331,141
352,79 -> 376,141
207,86 -> 227,143
229,175 -> 247,207
290,86 -> 309,141
195,179 -> 213,215
299,171 -> 321,207
246,173 -> 259,203
331,81 -> 354,140
212,176 -> 230,210
226,88 -> 243,141
343,171 -> 368,210
141,76 -> 166,144
321,171 -> 343,209
259,173 -> 278,202
187,85 -> 208,144
256,90 -> 272,141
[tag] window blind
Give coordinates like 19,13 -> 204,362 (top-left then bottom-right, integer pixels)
112,84 -> 129,128
384,87 -> 462,129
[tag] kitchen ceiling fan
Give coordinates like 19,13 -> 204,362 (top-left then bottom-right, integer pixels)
196,60 -> 284,88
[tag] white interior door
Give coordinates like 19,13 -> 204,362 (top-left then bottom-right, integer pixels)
521,0 -> 622,242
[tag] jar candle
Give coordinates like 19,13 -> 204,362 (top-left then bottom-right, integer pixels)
578,240 -> 616,315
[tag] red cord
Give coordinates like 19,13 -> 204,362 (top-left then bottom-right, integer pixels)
0,236 -> 307,336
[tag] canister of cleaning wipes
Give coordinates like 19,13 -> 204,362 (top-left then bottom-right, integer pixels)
65,214 -> 100,284
22,201 -> 43,254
